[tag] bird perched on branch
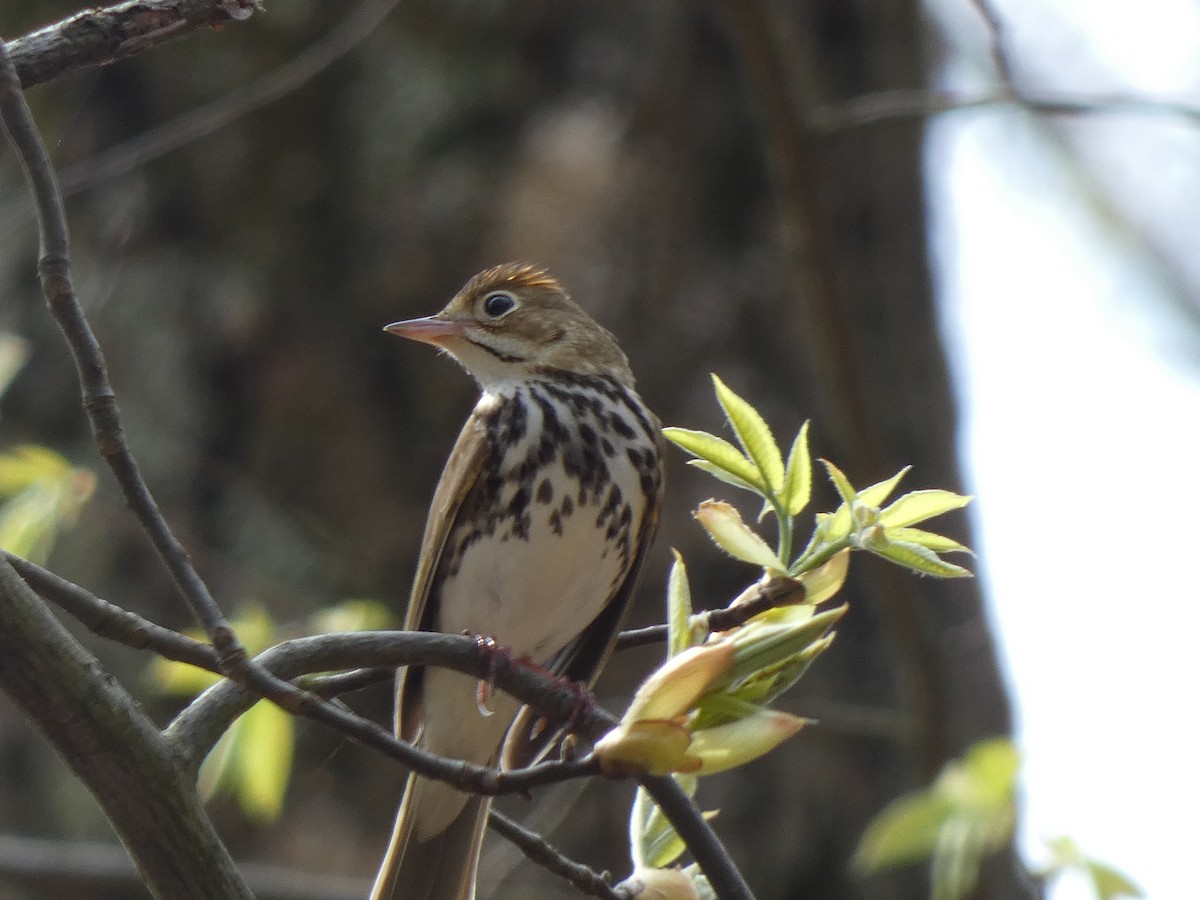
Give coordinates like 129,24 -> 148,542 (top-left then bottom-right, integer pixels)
371,263 -> 664,900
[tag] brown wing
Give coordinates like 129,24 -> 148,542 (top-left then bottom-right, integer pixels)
395,408 -> 489,741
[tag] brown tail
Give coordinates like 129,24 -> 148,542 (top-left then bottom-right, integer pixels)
371,772 -> 490,900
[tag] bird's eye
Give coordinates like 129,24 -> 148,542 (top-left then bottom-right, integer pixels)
482,292 -> 517,319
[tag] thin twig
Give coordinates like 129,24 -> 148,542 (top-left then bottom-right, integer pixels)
486,810 -> 631,900
810,88 -> 1200,134
0,832 -> 368,900
614,623 -> 668,651
166,630 -> 747,898
615,577 -> 807,652
303,664 -> 394,698
166,630 -> 610,782
639,775 -> 756,900
56,0 -> 400,198
2,550 -> 220,672
5,0 -> 263,91
968,0 -> 1018,86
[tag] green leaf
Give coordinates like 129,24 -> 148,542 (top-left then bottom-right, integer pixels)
632,780 -> 705,870
780,421 -> 812,516
960,738 -> 1020,806
869,538 -> 973,579
724,604 -> 846,698
797,549 -> 850,605
233,700 -> 294,821
663,427 -> 764,492
820,459 -> 857,506
309,598 -> 395,633
854,790 -> 955,871
931,818 -> 985,900
0,333 -> 29,399
859,466 -> 911,508
711,375 -> 784,493
885,527 -> 972,556
694,501 -> 787,574
689,709 -> 807,774
666,550 -> 693,658
687,459 -> 764,496
0,446 -> 95,564
879,489 -> 972,528
1086,860 -> 1144,899
1041,836 -> 1143,900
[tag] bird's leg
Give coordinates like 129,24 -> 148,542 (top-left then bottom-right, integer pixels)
473,634 -> 505,717
470,635 -> 595,736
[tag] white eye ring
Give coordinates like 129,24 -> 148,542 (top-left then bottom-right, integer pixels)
482,291 -> 518,319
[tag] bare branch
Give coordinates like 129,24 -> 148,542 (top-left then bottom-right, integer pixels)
616,577 -> 807,652
639,774 -> 756,900
487,811 -> 632,900
0,556 -> 253,900
303,664 -> 394,698
0,832 -> 369,900
57,0 -> 400,198
5,0 -> 262,91
3,550 -> 220,672
166,630 -> 610,782
811,88 -> 1200,134
3,17 -> 395,767
168,631 -> 749,899
968,0 -> 1018,87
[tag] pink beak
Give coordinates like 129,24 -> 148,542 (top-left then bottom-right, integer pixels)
383,316 -> 464,346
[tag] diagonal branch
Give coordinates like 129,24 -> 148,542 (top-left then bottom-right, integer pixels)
2,550 -> 220,671
0,557 -> 253,900
56,0 -> 401,198
5,0 -> 263,91
486,811 -> 632,900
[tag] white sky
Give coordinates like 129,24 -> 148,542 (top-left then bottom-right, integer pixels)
926,1 -> 1200,897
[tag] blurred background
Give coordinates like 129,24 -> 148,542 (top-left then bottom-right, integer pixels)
1,1 -> 1196,898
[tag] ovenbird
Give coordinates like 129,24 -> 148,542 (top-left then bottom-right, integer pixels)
371,263 -> 664,900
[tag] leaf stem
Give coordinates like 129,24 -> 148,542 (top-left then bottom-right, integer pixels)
789,536 -> 851,577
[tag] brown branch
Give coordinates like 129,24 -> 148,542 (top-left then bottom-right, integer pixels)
169,631 -> 752,900
167,630 -> 610,782
7,543 -> 746,899
486,811 -> 632,900
3,15 -> 402,776
0,832 -> 369,900
0,557 -> 253,900
616,576 -> 807,652
303,664 -> 394,698
2,550 -> 220,672
639,774 -> 755,900
5,0 -> 263,91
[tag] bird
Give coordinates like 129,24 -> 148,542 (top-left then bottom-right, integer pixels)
371,263 -> 664,900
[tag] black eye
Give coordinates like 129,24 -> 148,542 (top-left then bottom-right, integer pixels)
482,292 -> 517,318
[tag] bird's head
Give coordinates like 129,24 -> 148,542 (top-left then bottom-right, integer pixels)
385,263 -> 634,390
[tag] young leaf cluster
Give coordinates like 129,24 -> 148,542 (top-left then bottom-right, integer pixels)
614,375 -> 979,893
853,738 -> 1020,900
663,375 -> 974,582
